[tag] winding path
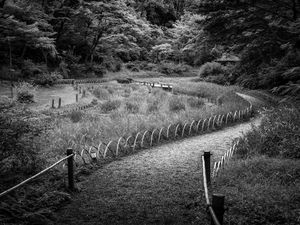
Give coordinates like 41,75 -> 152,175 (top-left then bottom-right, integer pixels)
55,115 -> 261,225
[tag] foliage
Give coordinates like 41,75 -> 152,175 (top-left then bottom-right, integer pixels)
199,62 -> 225,78
235,106 -> 300,159
125,101 -> 140,114
68,111 -> 83,123
168,96 -> 186,112
200,0 -> 300,89
0,108 -> 44,177
101,100 -> 121,113
0,96 -> 15,110
215,156 -> 300,225
33,72 -> 63,86
92,87 -> 110,100
156,62 -> 192,76
187,97 -> 204,108
214,104 -> 300,225
15,82 -> 36,103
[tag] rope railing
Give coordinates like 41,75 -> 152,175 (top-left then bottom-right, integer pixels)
71,104 -> 253,165
202,153 -> 222,225
0,148 -> 75,199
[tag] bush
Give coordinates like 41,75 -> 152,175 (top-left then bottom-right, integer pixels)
68,111 -> 83,123
157,62 -> 191,76
92,87 -> 110,100
0,96 -> 15,110
33,72 -> 63,86
15,82 -> 36,103
125,101 -> 139,114
147,99 -> 160,113
187,97 -> 204,108
168,96 -> 186,112
205,74 -> 228,85
199,62 -> 225,78
101,100 -> 121,113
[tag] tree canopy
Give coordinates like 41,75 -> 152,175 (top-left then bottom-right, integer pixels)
0,0 -> 299,89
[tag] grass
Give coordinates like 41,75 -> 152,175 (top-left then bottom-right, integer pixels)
213,106 -> 300,225
215,157 -> 300,225
0,77 -> 254,224
42,80 -> 250,159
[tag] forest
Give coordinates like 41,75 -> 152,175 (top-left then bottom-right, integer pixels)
0,1 -> 300,225
1,0 -> 299,89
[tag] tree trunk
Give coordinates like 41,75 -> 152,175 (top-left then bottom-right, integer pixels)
56,20 -> 65,43
21,44 -> 27,62
42,50 -> 48,67
89,31 -> 102,63
292,0 -> 298,20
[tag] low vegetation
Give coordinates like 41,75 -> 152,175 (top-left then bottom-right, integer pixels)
214,105 -> 300,225
15,82 -> 36,103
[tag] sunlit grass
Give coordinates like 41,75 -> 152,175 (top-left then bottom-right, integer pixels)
41,81 -> 250,157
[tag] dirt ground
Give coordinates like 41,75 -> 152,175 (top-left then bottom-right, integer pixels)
54,116 -> 261,225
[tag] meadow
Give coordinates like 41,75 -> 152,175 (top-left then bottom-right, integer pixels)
39,80 -> 250,162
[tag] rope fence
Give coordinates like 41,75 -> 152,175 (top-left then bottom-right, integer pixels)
70,104 -> 253,165
0,148 -> 75,199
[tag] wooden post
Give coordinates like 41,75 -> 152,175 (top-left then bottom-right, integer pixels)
79,87 -> 81,94
211,194 -> 225,225
67,148 -> 74,191
203,151 -> 211,186
82,89 -> 86,98
51,99 -> 55,108
76,94 -> 78,103
58,98 -> 62,108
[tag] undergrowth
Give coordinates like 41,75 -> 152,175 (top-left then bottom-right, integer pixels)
214,105 -> 300,225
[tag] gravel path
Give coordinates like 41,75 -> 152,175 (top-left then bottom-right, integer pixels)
55,117 -> 261,225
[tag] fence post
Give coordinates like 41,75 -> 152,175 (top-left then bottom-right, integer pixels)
58,98 -> 62,108
67,148 -> 74,191
51,99 -> 55,108
76,94 -> 78,103
203,151 -> 211,186
211,194 -> 225,225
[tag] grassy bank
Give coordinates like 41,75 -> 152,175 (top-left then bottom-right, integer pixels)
213,106 -> 300,225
